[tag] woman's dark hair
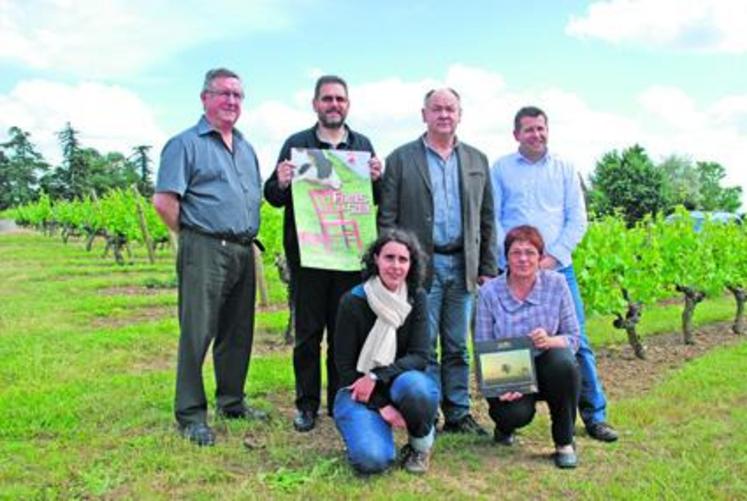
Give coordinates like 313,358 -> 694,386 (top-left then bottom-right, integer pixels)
361,229 -> 427,293
504,225 -> 545,259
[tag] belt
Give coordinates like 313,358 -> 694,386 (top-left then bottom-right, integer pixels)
182,225 -> 263,250
433,243 -> 463,255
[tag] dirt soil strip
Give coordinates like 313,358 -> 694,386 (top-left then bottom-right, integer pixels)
594,322 -> 743,400
0,219 -> 30,234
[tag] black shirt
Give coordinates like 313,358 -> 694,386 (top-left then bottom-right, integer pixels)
334,284 -> 430,409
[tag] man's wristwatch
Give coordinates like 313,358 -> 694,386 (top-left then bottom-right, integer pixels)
368,372 -> 378,382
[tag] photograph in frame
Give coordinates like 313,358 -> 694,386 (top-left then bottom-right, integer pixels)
474,337 -> 538,398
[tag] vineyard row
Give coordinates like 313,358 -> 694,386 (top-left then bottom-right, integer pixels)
5,198 -> 746,357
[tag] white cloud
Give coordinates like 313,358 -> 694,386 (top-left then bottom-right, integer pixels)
708,95 -> 747,133
0,79 -> 166,166
638,86 -> 706,130
566,0 -> 747,53
238,65 -> 642,182
0,0 -> 292,77
637,85 -> 747,194
2,66 -> 744,208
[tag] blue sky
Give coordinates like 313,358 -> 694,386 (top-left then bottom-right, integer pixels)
1,0 -> 745,205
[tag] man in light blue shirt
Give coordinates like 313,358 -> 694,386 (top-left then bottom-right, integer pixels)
490,106 -> 618,443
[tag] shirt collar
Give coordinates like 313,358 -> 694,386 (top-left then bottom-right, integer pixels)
515,149 -> 549,165
197,115 -> 243,140
496,271 -> 545,312
421,133 -> 460,152
314,123 -> 350,148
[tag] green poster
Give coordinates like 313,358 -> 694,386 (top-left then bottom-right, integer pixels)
290,148 -> 376,271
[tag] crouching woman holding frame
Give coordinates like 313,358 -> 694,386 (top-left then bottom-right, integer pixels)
475,225 -> 581,469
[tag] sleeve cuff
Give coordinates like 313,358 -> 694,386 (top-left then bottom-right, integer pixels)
546,245 -> 572,268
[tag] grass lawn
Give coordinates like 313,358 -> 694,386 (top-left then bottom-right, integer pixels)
1,231 -> 745,499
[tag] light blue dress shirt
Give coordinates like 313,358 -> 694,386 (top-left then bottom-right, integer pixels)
424,140 -> 463,247
490,151 -> 587,269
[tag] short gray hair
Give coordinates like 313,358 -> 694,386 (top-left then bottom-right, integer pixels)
423,87 -> 461,107
202,68 -> 241,93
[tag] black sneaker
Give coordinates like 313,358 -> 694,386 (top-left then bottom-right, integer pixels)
293,410 -> 317,432
179,422 -> 215,447
493,428 -> 515,446
442,414 -> 488,436
217,405 -> 268,421
553,450 -> 578,469
586,422 -> 619,442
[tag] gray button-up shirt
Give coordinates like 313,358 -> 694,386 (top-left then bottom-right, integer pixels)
424,139 -> 463,247
156,116 -> 262,236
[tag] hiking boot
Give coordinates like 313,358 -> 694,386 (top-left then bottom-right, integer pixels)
553,450 -> 578,469
400,444 -> 431,474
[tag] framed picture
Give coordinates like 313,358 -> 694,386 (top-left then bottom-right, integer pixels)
474,337 -> 538,398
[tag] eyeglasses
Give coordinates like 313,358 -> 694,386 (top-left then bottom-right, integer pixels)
508,249 -> 540,258
206,90 -> 244,101
426,105 -> 458,114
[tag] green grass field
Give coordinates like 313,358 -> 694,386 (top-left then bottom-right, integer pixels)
1,231 -> 745,499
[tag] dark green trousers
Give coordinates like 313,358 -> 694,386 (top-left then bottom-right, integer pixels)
175,229 -> 256,426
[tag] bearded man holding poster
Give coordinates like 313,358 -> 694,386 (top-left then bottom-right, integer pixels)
264,75 -> 382,433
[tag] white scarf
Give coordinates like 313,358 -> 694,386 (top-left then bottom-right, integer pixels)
356,276 -> 412,374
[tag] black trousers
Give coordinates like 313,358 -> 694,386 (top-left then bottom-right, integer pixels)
291,266 -> 359,415
487,347 -> 580,446
175,230 -> 256,426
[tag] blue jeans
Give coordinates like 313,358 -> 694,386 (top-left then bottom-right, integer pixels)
426,253 -> 473,423
559,265 -> 608,426
333,371 -> 439,474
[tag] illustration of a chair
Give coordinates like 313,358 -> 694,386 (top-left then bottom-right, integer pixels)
309,189 -> 363,252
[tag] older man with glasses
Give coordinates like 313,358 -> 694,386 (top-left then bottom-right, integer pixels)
153,67 -> 265,446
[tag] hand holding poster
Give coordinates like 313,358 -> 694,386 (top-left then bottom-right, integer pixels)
290,148 -> 376,271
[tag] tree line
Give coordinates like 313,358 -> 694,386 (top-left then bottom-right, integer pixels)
2,126 -> 741,219
586,144 -> 742,225
0,124 -> 153,210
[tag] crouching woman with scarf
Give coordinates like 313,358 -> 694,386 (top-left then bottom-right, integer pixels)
333,229 -> 439,475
